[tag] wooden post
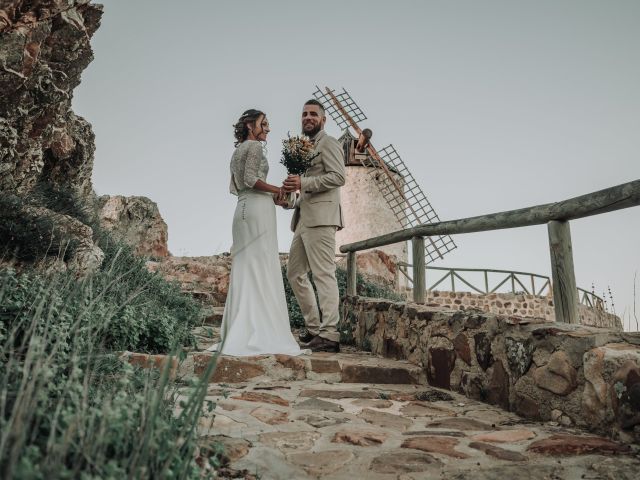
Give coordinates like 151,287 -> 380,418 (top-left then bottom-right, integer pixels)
547,220 -> 579,323
412,237 -> 426,304
346,251 -> 357,297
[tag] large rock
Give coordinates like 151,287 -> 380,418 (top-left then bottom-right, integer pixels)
583,343 -> 640,435
487,360 -> 510,409
427,336 -> 456,389
97,195 -> 168,257
148,254 -> 233,307
336,248 -> 398,288
474,332 -> 493,370
533,351 -> 577,396
504,337 -> 534,376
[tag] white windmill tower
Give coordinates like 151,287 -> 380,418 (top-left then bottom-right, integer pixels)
312,86 -> 456,286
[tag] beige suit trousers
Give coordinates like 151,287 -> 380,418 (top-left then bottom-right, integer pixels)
287,218 -> 340,343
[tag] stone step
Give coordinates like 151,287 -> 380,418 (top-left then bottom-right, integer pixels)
201,306 -> 224,326
192,351 -> 426,385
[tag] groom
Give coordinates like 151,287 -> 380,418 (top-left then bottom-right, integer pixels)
281,99 -> 345,352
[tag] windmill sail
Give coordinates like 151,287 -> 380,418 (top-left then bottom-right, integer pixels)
312,86 -> 456,264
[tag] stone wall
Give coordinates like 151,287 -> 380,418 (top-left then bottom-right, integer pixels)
427,290 -> 622,330
342,297 -> 640,443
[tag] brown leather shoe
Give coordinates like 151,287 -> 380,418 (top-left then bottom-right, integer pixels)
306,335 -> 340,353
298,328 -> 316,343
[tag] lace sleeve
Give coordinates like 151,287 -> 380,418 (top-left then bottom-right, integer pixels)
243,141 -> 263,188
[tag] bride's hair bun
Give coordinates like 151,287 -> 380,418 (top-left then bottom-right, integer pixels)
233,109 -> 265,147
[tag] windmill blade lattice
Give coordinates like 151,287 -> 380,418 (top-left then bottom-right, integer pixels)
312,86 -> 367,130
312,86 -> 457,264
376,144 -> 457,263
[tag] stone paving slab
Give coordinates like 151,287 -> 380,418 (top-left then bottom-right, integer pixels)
189,365 -> 640,479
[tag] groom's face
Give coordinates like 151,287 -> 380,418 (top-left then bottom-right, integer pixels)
301,105 -> 326,137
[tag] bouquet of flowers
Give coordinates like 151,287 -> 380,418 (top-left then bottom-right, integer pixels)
280,133 -> 318,175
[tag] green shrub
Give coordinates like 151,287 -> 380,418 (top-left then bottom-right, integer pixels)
0,263 -> 215,479
1,184 -> 199,353
0,184 -> 217,478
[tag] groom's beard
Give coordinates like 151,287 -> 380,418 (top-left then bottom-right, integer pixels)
302,124 -> 322,137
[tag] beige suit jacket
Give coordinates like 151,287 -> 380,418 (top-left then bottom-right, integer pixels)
290,130 -> 346,232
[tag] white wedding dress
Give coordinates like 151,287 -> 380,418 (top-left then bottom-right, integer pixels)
208,141 -> 307,356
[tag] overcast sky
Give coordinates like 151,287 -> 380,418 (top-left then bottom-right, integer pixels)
73,0 -> 639,330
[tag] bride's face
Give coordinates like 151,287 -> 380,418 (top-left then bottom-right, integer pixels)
249,115 -> 270,141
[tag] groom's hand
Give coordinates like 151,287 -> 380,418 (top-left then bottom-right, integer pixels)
283,175 -> 301,192
273,188 -> 288,207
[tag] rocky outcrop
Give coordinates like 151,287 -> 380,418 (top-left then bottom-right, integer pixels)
98,195 -> 169,258
147,255 -> 234,307
337,249 -> 398,289
0,1 -> 104,273
0,0 -> 101,196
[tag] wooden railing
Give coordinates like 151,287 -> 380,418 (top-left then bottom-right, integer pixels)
397,264 -> 606,311
578,288 -> 606,311
341,180 -> 640,323
398,264 -> 551,295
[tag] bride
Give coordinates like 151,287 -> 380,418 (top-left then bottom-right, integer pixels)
209,109 -> 307,356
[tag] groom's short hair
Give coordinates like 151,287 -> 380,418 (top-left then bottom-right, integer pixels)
304,99 -> 325,115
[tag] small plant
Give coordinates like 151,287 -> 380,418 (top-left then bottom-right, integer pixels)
614,381 -> 627,399
606,285 -> 616,315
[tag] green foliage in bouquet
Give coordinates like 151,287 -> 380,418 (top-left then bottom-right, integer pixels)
280,134 -> 319,175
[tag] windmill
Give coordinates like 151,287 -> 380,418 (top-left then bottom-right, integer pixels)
312,86 -> 456,272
